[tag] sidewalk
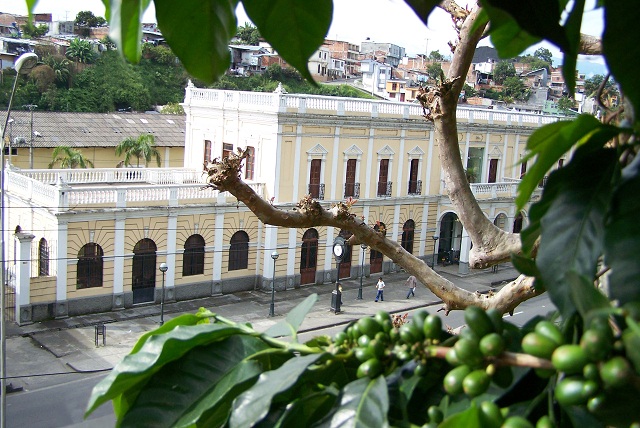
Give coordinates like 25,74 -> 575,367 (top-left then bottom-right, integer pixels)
6,263 -> 519,389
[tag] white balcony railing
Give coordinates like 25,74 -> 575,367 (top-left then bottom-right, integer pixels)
6,167 -> 265,211
186,87 -> 561,127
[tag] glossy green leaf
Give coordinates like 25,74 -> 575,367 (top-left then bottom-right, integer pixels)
511,253 -> 541,279
130,313 -> 211,354
482,0 -> 569,51
274,389 -> 339,428
604,154 -> 640,303
603,0 -> 640,116
264,293 -> 318,339
439,402 -> 482,428
105,0 -> 151,63
565,271 -> 610,318
403,0 -> 441,27
317,376 -> 390,428
516,115 -> 618,210
483,3 -> 541,59
560,0 -> 584,96
243,0 -> 332,84
622,322 -> 640,374
536,147 -> 616,318
229,353 -> 325,428
118,335 -> 266,427
176,360 -> 263,428
86,323 -> 246,416
154,0 -> 238,83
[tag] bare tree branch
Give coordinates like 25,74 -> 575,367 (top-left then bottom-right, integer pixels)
418,5 -> 522,269
204,149 -> 540,314
578,33 -> 602,55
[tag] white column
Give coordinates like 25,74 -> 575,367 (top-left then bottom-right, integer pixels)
391,204 -> 401,242
419,201 -> 429,257
425,130 -> 435,195
15,232 -> 34,324
287,228 -> 296,287
55,220 -> 68,318
458,227 -> 472,275
330,126 -> 341,200
263,225 -> 279,281
501,133 -> 509,179
364,129 -> 375,198
112,215 -> 125,308
395,130 -> 405,197
324,226 -> 335,280
483,132 -> 490,182
212,212 -> 224,281
291,125 -> 302,200
166,213 -> 177,290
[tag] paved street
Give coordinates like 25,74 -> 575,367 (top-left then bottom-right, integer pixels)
4,263 -> 528,427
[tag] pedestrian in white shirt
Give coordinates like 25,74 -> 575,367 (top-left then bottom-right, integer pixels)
375,277 -> 385,302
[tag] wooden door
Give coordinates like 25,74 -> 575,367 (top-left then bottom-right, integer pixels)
408,159 -> 419,194
132,239 -> 157,304
377,159 -> 389,196
488,158 -> 498,183
309,159 -> 321,198
300,229 -> 318,284
345,159 -> 356,197
338,230 -> 352,279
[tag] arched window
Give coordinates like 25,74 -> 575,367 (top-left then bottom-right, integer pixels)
183,234 -> 205,276
77,243 -> 103,289
38,237 -> 49,276
401,220 -> 415,254
229,231 -> 249,271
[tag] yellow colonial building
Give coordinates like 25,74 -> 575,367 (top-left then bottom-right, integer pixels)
4,85 -> 560,323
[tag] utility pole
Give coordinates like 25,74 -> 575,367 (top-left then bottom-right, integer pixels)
24,104 -> 37,169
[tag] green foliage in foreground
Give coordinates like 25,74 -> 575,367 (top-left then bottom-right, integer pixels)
86,296 -> 640,427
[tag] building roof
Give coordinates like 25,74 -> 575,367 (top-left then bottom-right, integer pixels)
3,111 -> 186,149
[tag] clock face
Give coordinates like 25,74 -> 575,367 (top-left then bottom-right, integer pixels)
333,243 -> 343,257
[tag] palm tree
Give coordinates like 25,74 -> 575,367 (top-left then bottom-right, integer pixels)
66,38 -> 97,64
115,134 -> 162,167
43,55 -> 71,86
48,146 -> 94,169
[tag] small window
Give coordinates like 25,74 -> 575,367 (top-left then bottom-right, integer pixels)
229,231 -> 249,271
38,238 -> 49,276
183,234 -> 205,276
203,140 -> 212,168
222,143 -> 233,159
245,146 -> 255,180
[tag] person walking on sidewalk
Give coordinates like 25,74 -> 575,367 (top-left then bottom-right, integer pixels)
406,275 -> 417,298
374,277 -> 386,302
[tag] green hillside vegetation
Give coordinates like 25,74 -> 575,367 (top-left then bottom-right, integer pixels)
1,45 -> 372,113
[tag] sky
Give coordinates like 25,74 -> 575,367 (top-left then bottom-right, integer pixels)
2,0 -> 607,74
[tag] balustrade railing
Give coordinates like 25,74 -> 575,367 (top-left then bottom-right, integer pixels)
408,180 -> 422,195
185,88 -> 562,127
377,181 -> 392,197
6,169 -> 264,210
308,183 -> 325,200
18,167 -> 209,185
344,182 -> 360,198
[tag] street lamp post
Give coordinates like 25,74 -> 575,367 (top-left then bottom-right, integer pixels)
269,251 -> 279,317
432,235 -> 439,271
7,119 -> 13,165
357,244 -> 367,300
332,237 -> 346,314
1,52 -> 39,428
159,263 -> 168,325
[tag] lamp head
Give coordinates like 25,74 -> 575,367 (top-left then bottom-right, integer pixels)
360,243 -> 367,250
14,52 -> 39,75
159,262 -> 168,273
271,251 -> 279,260
432,235 -> 438,241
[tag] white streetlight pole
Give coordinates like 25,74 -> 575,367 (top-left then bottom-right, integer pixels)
1,52 -> 39,428
159,263 -> 168,325
269,251 -> 279,317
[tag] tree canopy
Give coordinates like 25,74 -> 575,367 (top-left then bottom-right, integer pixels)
48,146 -> 94,169
16,0 -> 635,425
115,134 -> 162,167
493,60 -> 516,85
